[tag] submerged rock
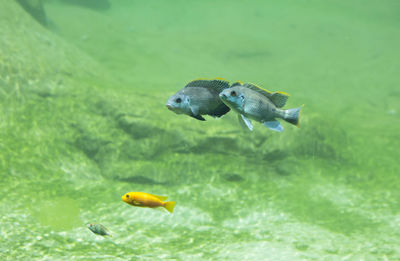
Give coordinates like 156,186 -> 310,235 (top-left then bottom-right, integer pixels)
60,0 -> 111,10
16,0 -> 47,26
116,175 -> 169,185
223,173 -> 244,182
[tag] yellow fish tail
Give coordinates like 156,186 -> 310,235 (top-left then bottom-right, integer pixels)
164,201 -> 176,213
282,105 -> 303,127
296,104 -> 305,128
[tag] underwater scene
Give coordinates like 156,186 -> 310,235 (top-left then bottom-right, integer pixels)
1,0 -> 399,260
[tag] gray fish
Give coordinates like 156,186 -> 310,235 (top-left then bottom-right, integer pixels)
166,78 -> 231,121
219,82 -> 302,132
87,223 -> 112,237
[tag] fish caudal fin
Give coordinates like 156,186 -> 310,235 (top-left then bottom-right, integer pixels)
164,201 -> 176,213
282,105 -> 303,127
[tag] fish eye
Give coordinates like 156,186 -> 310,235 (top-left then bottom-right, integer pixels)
176,98 -> 182,103
126,194 -> 129,198
230,91 -> 237,97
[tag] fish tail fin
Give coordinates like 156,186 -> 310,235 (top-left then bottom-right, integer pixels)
282,105 -> 303,127
164,201 -> 176,213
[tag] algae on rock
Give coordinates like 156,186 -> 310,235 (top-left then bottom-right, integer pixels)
0,0 -> 106,98
16,0 -> 47,26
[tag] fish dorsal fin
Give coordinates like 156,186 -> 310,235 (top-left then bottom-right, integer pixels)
269,92 -> 290,108
243,83 -> 290,108
149,193 -> 168,201
185,78 -> 230,93
230,80 -> 244,87
243,82 -> 273,96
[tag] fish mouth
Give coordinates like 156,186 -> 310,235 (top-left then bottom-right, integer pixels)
166,104 -> 173,110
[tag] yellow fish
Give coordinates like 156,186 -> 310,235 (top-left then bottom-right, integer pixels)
121,192 -> 176,213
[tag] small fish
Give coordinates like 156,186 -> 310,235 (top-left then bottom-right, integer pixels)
122,192 -> 176,213
219,82 -> 302,132
166,78 -> 231,121
87,223 -> 112,237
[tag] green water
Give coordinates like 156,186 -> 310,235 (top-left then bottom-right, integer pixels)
1,0 -> 399,260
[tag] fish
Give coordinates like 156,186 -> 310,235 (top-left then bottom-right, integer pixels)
166,78 -> 231,121
219,82 -> 302,132
87,223 -> 112,237
122,192 -> 176,213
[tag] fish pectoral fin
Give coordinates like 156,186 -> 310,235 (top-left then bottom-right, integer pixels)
263,120 -> 283,132
190,114 -> 206,121
148,193 -> 168,201
132,200 -> 142,206
190,105 -> 200,116
189,106 -> 205,121
237,114 -> 248,130
239,114 -> 253,131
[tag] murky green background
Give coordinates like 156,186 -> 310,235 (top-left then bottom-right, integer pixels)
1,0 -> 399,260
